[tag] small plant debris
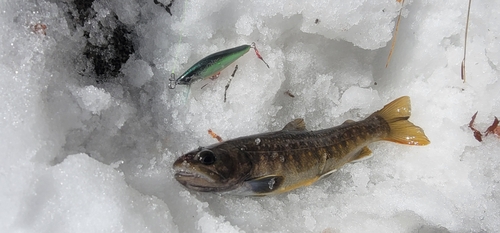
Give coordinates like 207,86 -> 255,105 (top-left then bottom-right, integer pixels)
154,0 -> 174,16
469,111 -> 500,142
208,129 -> 223,142
461,0 -> 472,82
386,0 -> 405,68
284,90 -> 295,98
224,65 -> 239,103
31,23 -> 47,35
485,117 -> 499,136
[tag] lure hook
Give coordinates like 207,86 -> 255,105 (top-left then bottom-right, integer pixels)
251,42 -> 270,68
169,73 -> 177,89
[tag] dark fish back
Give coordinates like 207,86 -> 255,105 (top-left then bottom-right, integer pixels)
222,115 -> 391,189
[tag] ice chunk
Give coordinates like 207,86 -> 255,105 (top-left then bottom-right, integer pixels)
96,0 -> 140,26
121,57 -> 154,88
338,86 -> 380,115
74,85 -> 112,114
15,153 -> 178,232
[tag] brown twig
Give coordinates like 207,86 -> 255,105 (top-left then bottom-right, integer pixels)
386,0 -> 404,68
284,90 -> 295,98
461,0 -> 472,82
224,65 -> 238,102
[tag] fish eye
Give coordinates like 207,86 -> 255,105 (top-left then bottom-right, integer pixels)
198,150 -> 216,165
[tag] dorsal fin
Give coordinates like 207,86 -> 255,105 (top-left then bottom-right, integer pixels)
341,119 -> 355,125
282,118 -> 306,131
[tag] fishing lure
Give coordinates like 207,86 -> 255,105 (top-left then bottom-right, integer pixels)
169,42 -> 269,89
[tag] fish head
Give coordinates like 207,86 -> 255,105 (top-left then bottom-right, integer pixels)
173,145 -> 252,192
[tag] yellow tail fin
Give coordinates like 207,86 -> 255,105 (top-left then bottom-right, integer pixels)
375,96 -> 430,145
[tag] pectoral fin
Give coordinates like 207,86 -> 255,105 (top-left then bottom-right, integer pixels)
237,175 -> 284,195
349,146 -> 372,163
282,118 -> 306,131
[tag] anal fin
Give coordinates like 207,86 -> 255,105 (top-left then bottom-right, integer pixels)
349,146 -> 372,163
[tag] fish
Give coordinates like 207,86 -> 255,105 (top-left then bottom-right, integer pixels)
173,96 -> 430,196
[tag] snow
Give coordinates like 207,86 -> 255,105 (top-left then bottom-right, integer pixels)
74,85 -> 112,114
1,0 -> 500,232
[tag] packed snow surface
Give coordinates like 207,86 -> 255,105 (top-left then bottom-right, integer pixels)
1,0 -> 500,232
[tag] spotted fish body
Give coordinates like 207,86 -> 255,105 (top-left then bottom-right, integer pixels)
173,96 -> 430,196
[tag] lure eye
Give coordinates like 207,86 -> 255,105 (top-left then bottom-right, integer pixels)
198,150 -> 216,165
183,77 -> 192,83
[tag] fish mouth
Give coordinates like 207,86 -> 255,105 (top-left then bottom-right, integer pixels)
174,168 -> 215,181
173,166 -> 232,192
173,167 -> 219,188
174,170 -> 198,178
174,170 -> 218,192
174,167 -> 222,186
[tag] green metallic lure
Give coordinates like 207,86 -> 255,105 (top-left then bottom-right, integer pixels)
169,42 -> 269,89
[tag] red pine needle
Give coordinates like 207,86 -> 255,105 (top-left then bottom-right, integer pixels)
208,129 -> 223,142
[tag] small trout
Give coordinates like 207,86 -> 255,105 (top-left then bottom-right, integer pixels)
173,96 -> 430,196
